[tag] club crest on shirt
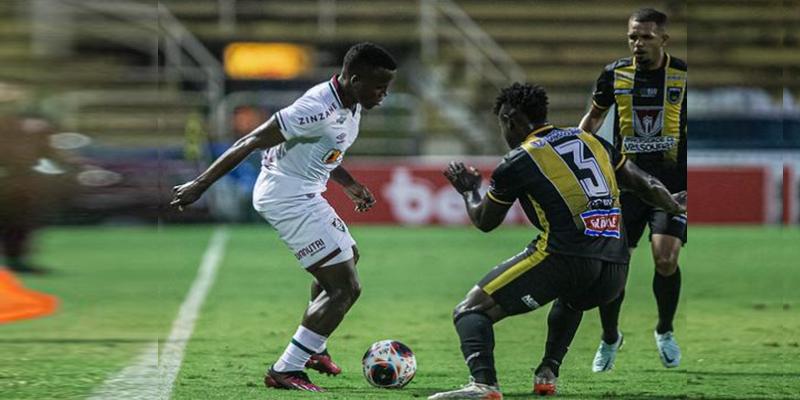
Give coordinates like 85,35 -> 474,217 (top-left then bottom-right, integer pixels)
633,106 -> 663,137
668,87 -> 683,104
331,217 -> 346,232
322,148 -> 343,164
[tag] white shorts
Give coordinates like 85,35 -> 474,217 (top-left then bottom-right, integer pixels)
256,193 -> 356,270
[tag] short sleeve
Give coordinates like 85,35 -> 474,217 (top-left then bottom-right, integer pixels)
591,68 -> 615,110
487,154 -> 526,205
275,96 -> 327,140
595,135 -> 626,170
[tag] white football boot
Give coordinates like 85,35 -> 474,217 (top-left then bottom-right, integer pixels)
428,378 -> 503,400
655,330 -> 681,368
592,331 -> 624,372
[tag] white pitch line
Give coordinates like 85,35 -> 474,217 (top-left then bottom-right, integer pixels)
89,227 -> 229,400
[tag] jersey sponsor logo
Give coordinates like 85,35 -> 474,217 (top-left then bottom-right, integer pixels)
294,238 -> 326,260
296,102 -> 338,125
588,198 -> 615,210
668,87 -> 683,104
638,87 -> 659,98
335,133 -> 347,144
521,294 -> 540,310
322,148 -> 343,164
331,217 -> 346,232
581,208 -> 621,238
633,107 -> 664,137
622,136 -> 676,153
335,114 -> 347,124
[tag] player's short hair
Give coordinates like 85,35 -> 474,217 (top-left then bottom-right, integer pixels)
493,83 -> 548,125
630,8 -> 668,29
343,42 -> 397,74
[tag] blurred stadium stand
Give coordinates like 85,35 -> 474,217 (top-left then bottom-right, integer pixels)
0,0 -> 797,223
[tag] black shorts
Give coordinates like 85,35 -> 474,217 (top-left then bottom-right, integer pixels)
621,192 -> 687,248
477,247 -> 629,315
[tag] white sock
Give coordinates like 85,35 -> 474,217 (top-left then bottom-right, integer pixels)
273,326 -> 328,372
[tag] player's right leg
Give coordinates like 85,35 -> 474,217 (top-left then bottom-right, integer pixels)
537,259 -> 627,394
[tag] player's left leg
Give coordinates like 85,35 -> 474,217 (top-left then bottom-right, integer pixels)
649,211 -> 686,368
428,286 -> 506,400
430,248 -> 564,400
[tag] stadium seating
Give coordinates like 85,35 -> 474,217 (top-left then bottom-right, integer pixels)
2,0 -> 796,153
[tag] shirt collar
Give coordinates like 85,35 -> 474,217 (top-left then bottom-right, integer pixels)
330,74 -> 358,115
524,124 -> 555,142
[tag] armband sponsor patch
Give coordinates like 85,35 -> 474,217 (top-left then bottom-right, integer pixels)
581,208 -> 621,238
622,136 -> 676,153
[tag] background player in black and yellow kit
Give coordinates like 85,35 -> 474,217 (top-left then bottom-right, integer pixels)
428,83 -> 686,400
579,8 -> 687,372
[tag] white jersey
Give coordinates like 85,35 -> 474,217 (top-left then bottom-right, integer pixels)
253,76 -> 361,208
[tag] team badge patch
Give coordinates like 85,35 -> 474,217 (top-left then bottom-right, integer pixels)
580,208 -> 621,238
322,149 -> 343,164
331,217 -> 346,232
668,87 -> 683,104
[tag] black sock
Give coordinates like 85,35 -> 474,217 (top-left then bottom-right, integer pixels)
599,290 -> 625,344
454,311 -> 497,386
543,299 -> 583,373
535,358 -> 561,377
653,266 -> 681,334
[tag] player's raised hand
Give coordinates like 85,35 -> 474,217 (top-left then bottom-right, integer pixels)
344,181 -> 376,213
170,180 -> 207,211
443,161 -> 482,194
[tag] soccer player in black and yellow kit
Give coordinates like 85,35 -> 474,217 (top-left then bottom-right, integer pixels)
428,83 -> 686,400
580,8 -> 687,371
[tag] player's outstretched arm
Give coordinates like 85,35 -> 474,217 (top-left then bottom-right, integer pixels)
331,165 -> 376,213
616,159 -> 686,215
170,116 -> 286,210
443,162 -> 510,232
579,104 -> 608,134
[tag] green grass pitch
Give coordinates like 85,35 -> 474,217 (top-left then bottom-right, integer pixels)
1,225 -> 798,399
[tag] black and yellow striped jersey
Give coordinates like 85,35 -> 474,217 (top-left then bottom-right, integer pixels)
488,125 -> 630,264
592,54 -> 687,192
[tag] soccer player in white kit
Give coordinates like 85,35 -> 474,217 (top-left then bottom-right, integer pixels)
171,42 -> 397,392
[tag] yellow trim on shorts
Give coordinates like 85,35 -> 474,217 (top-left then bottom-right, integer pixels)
487,191 -> 514,205
483,249 -> 549,295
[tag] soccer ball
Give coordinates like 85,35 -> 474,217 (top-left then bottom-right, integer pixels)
362,339 -> 417,389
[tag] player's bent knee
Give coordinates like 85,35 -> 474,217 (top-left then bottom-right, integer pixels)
452,286 -> 495,320
350,281 -> 362,301
654,255 -> 678,276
